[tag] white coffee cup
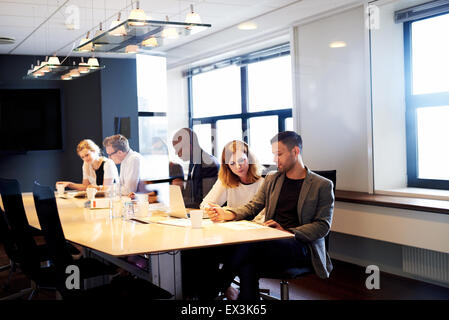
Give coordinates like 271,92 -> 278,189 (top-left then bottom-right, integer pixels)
86,187 -> 97,201
56,184 -> 65,196
190,210 -> 203,229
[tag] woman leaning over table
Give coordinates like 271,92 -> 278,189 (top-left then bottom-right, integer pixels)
57,139 -> 119,191
183,140 -> 265,300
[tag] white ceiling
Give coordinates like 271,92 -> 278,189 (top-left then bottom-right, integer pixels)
0,0 -> 301,58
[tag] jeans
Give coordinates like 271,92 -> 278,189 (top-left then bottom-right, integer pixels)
229,238 -> 311,300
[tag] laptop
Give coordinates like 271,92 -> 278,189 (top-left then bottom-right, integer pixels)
168,185 -> 208,219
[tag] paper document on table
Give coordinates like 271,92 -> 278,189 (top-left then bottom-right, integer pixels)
156,218 -> 213,228
220,221 -> 266,230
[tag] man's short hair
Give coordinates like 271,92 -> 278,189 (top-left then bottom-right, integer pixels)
270,131 -> 303,152
103,134 -> 130,153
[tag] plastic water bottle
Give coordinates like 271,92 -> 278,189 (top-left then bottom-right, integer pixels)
110,181 -> 122,219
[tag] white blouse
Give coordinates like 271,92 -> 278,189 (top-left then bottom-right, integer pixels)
82,157 -> 119,186
200,177 -> 264,209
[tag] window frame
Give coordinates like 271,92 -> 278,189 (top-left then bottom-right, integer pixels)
404,11 -> 449,189
187,45 -> 293,161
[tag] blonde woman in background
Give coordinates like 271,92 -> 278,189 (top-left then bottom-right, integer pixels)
57,139 -> 119,191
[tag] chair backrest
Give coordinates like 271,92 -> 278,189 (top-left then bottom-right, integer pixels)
0,178 -> 41,277
32,181 -> 73,284
312,170 -> 337,252
0,206 -> 20,262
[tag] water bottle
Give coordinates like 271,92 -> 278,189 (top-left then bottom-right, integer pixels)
110,181 -> 122,219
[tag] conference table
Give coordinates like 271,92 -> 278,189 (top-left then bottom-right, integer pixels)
19,192 -> 294,298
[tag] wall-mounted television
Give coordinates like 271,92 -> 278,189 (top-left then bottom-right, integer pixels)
0,89 -> 62,152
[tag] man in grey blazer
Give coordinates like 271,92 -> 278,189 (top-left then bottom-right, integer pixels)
207,131 -> 334,300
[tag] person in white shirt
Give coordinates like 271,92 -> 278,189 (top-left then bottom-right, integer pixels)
57,139 -> 118,191
185,140 -> 264,300
103,134 -> 143,196
201,140 -> 264,211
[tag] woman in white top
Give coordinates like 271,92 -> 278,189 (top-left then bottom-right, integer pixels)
57,139 -> 119,191
201,140 -> 264,210
194,140 -> 264,300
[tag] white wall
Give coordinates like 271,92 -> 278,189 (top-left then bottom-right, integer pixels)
294,5 -> 372,192
371,0 -> 408,190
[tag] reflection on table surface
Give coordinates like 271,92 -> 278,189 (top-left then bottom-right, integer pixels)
21,193 -> 293,257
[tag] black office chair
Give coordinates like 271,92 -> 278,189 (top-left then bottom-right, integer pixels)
33,182 -> 173,300
32,182 -> 118,296
0,178 -> 58,299
0,207 -> 37,300
259,170 -> 336,300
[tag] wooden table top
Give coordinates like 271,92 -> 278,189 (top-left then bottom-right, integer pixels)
20,193 -> 293,257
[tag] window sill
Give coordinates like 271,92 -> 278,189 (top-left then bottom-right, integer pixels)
335,190 -> 449,215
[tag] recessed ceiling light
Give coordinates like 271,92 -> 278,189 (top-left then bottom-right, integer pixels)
329,41 -> 347,48
238,21 -> 257,30
0,37 -> 15,44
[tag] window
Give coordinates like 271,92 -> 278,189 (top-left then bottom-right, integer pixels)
188,44 -> 292,164
136,54 -> 169,180
404,12 -> 449,189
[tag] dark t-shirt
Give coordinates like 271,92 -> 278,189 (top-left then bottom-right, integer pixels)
95,161 -> 105,186
273,176 -> 304,230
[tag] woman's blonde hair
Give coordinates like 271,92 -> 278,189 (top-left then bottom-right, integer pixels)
76,139 -> 101,156
218,140 -> 262,188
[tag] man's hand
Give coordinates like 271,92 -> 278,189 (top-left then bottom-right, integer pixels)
206,203 -> 235,222
56,181 -> 71,188
263,219 -> 287,232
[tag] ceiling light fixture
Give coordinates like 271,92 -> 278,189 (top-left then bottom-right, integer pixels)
128,1 -> 148,26
74,4 -> 210,54
78,32 -> 93,52
185,4 -> 201,24
161,16 -> 179,39
237,21 -> 258,30
141,36 -> 158,47
109,12 -> 127,36
329,41 -> 347,48
125,45 -> 139,54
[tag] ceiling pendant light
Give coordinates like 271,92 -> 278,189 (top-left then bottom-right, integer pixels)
185,4 -> 201,25
39,57 -> 50,73
27,64 -> 34,75
78,31 -> 93,52
69,62 -> 80,77
109,12 -> 127,36
125,45 -> 139,53
87,57 -> 99,69
128,1 -> 148,26
141,36 -> 158,47
161,16 -> 179,39
94,22 -> 105,39
47,56 -> 61,68
33,61 -> 44,77
78,57 -> 90,74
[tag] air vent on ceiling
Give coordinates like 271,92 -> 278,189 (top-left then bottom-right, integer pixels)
0,37 -> 15,44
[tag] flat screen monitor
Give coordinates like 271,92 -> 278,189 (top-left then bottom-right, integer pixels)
0,89 -> 62,152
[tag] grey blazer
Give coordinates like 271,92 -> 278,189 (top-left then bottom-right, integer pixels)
228,167 -> 334,279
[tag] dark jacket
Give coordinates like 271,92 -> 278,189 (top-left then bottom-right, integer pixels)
228,167 -> 334,279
